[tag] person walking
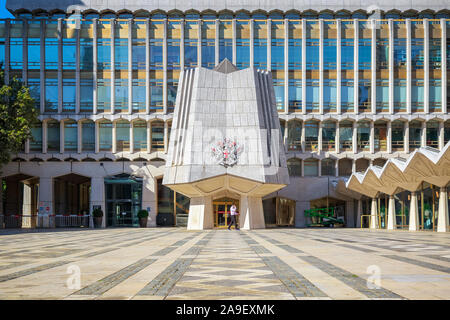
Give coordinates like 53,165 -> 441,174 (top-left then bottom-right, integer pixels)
228,203 -> 239,230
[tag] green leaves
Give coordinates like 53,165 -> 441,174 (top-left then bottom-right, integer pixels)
0,69 -> 39,171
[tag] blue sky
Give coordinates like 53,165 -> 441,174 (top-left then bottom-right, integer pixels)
0,0 -> 13,19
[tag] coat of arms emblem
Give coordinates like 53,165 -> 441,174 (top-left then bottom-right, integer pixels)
211,138 -> 242,167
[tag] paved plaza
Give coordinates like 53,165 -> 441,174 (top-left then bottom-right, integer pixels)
0,228 -> 449,300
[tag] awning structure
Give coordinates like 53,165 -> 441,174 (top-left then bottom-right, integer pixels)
345,141 -> 450,232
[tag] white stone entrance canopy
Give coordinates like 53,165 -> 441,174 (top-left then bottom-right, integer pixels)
345,142 -> 450,232
163,59 -> 289,230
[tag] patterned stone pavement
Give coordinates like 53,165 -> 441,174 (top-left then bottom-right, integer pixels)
0,228 -> 449,300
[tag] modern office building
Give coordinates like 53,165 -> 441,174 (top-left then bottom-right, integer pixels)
0,1 -> 449,231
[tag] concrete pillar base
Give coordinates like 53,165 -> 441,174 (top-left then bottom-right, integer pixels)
187,196 -> 214,230
387,195 -> 397,230
409,192 -> 419,231
356,200 -> 362,228
437,187 -> 449,232
240,195 -> 265,230
370,197 -> 379,229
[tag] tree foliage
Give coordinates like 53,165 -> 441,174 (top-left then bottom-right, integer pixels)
0,69 -> 38,170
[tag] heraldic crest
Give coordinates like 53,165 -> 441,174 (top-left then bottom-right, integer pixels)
211,138 -> 242,167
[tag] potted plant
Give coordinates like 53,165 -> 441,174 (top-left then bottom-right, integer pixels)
137,209 -> 149,228
92,208 -> 103,228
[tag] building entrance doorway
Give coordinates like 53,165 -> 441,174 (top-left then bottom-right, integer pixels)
213,198 -> 239,229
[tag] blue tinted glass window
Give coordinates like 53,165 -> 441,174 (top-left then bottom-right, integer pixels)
341,79 -> 354,112
323,39 -> 336,70
306,79 -> 319,112
323,80 -> 337,112
80,78 -> 93,113
341,39 -> 354,70
80,38 -> 93,70
201,39 -> 215,68
62,38 -> 76,69
28,37 -> 40,69
150,79 -> 163,112
97,38 -> 111,70
115,79 -> 128,112
132,79 -> 146,113
273,79 -> 284,111
358,38 -> 371,70
236,39 -> 250,69
306,39 -> 319,70
97,79 -> 111,113
288,79 -> 302,111
184,39 -> 198,67
10,38 -> 23,69
150,39 -> 163,69
271,39 -> 284,70
376,39 -> 389,69
411,38 -> 424,69
359,80 -> 371,112
82,121 -> 95,152
132,38 -> 145,70
254,38 -> 267,69
167,39 -> 180,69
288,39 -> 301,69
168,78 -> 178,112
394,38 -> 407,67
28,78 -> 40,109
376,80 -> 389,112
45,78 -> 58,113
62,79 -> 76,112
115,38 -> 128,70
411,80 -> 424,112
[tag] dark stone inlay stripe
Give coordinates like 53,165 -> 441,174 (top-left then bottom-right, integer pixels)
0,260 -> 72,283
151,233 -> 198,256
250,245 -> 271,254
337,244 -> 377,253
300,255 -> 403,299
260,256 -> 327,298
137,258 -> 194,296
0,261 -> 31,271
73,258 -> 157,296
252,233 -> 304,253
422,255 -> 450,264
78,247 -> 121,258
312,239 -> 335,243
382,255 -> 450,274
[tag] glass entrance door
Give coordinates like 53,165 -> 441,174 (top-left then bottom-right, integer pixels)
213,198 -> 239,229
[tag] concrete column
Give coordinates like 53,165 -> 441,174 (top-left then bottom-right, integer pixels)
301,159 -> 305,177
180,19 -> 185,70
22,19 -> 28,84
77,120 -> 82,154
0,178 -> 3,215
214,19 -> 219,66
371,19 -> 377,114
319,19 -> 324,115
142,175 -> 156,227
404,121 -> 410,153
38,177 -> 54,228
284,18 -> 289,114
197,19 -> 202,68
354,19 -> 359,114
4,20 -> 10,84
424,19 -> 430,113
301,19 -> 306,114
76,25 -> 81,114
409,191 -> 419,231
90,177 -> 106,228
25,139 -> 30,154
437,187 -> 449,232
352,122 -> 357,153
163,19 -> 168,114
438,121 -> 445,150
93,19 -> 98,114
369,121 -> 375,154
318,159 -> 322,177
441,19 -> 447,114
232,19 -> 237,65
147,121 -> 152,153
40,20 -> 45,114
110,19 -> 115,114
318,121 -> 323,152
335,122 -> 340,153
129,122 -> 134,154
421,121 -> 426,147
267,19 -> 271,71
145,19 -> 150,114
356,199 -> 362,228
387,121 -> 392,153
128,19 -> 133,114
250,19 -> 254,67
388,19 -> 394,114
240,195 -> 265,230
60,120 -> 65,154
406,19 -> 412,114
187,196 -> 214,230
336,19 -> 342,115
57,19 -> 63,114
301,123 -> 306,152
95,121 -> 100,153
370,197 -> 379,229
43,121 -> 48,154
112,121 -> 117,153
387,195 -> 397,230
